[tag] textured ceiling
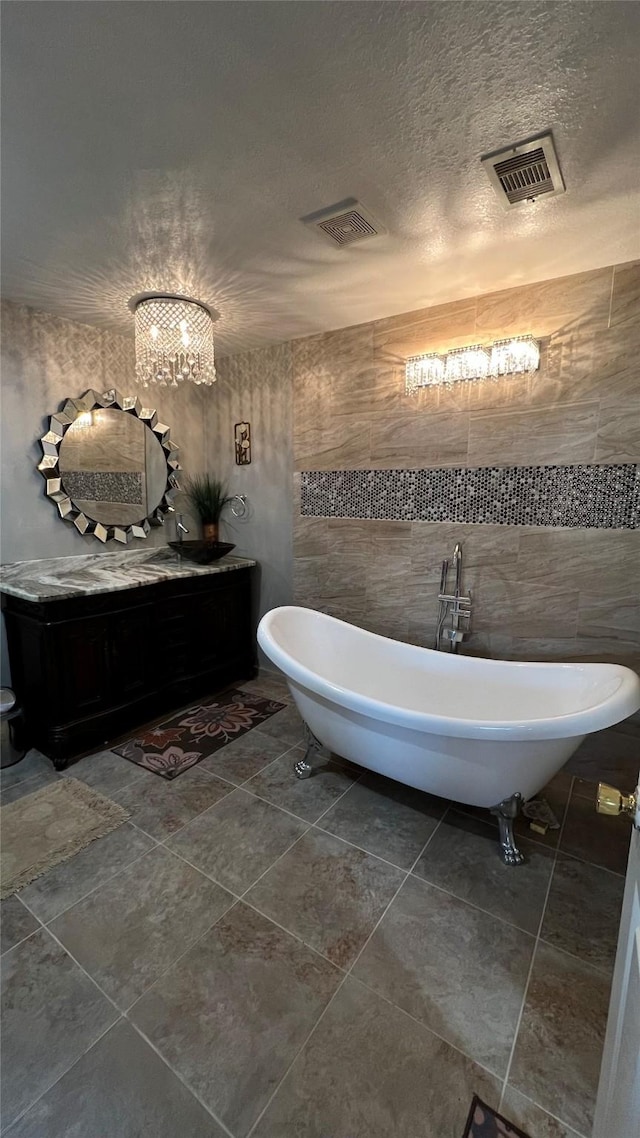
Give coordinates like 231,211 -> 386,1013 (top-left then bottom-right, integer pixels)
2,1 -> 639,354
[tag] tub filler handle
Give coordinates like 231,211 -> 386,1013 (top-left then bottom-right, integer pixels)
490,793 -> 525,866
294,723 -> 324,779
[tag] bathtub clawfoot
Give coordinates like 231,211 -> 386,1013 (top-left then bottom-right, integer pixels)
294,724 -> 323,779
293,757 -> 313,779
490,793 -> 525,866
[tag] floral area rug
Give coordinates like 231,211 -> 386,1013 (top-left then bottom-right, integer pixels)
462,1097 -> 530,1138
114,688 -> 286,779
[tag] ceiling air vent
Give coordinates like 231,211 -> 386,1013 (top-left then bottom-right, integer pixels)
301,198 -> 386,247
481,133 -> 565,209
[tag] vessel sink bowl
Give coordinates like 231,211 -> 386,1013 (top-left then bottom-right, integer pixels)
167,541 -> 236,564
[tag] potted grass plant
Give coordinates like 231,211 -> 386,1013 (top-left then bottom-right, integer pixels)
184,475 -> 232,542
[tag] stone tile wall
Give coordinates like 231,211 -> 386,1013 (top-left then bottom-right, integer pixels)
208,343 -> 293,659
292,261 -> 640,668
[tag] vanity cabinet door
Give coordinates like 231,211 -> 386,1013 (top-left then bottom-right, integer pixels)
54,616 -> 111,716
159,606 -> 192,679
201,582 -> 252,672
158,577 -> 254,699
108,605 -> 156,703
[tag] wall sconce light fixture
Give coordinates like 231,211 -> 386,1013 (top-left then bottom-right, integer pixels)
444,345 -> 490,384
405,354 -> 446,394
405,334 -> 539,394
489,335 -> 540,377
130,293 -> 217,388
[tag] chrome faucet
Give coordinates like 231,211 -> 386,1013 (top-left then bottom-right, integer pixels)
435,542 -> 472,652
176,514 -> 189,550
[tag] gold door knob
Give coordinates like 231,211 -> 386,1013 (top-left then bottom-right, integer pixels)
597,782 -> 637,819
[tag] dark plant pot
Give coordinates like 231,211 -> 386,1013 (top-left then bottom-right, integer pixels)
202,522 -> 219,543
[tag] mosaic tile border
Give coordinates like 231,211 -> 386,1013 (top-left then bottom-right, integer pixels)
300,465 -> 640,528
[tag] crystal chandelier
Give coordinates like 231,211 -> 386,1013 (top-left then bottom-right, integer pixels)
132,295 -> 216,387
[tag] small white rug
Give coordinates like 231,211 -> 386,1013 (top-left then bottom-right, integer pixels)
1,777 -> 129,898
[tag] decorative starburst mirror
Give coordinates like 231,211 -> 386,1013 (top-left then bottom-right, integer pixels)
38,389 -> 181,544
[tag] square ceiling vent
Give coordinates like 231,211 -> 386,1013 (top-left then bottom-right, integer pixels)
301,198 -> 386,247
481,132 -> 565,208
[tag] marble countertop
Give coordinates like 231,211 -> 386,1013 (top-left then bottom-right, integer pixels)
0,547 -> 256,603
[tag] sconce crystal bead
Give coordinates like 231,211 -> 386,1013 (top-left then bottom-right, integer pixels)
133,296 -> 216,388
444,345 -> 491,384
405,353 -> 446,394
490,335 -> 540,377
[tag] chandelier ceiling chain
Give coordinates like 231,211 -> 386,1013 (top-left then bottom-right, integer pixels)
132,295 -> 216,388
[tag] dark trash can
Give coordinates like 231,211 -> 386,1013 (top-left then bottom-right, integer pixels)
0,688 -> 27,769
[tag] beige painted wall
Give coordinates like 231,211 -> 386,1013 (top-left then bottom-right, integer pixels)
0,299 -> 212,680
292,261 -> 640,668
0,300 -> 213,564
209,344 -> 293,662
0,301 -> 293,676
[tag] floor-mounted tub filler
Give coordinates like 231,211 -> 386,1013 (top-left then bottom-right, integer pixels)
257,606 -> 640,865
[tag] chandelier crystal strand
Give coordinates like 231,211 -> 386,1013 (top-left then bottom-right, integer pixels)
134,297 -> 216,388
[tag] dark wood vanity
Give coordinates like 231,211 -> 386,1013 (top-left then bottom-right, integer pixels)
1,559 -> 256,767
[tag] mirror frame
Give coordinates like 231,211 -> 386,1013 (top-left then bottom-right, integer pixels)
38,388 -> 181,544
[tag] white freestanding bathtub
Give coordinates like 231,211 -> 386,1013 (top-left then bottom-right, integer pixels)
258,606 -> 640,863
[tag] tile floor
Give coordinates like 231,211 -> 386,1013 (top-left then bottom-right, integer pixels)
1,674 -> 636,1138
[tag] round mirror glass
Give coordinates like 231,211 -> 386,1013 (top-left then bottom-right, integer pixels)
58,408 -> 168,527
